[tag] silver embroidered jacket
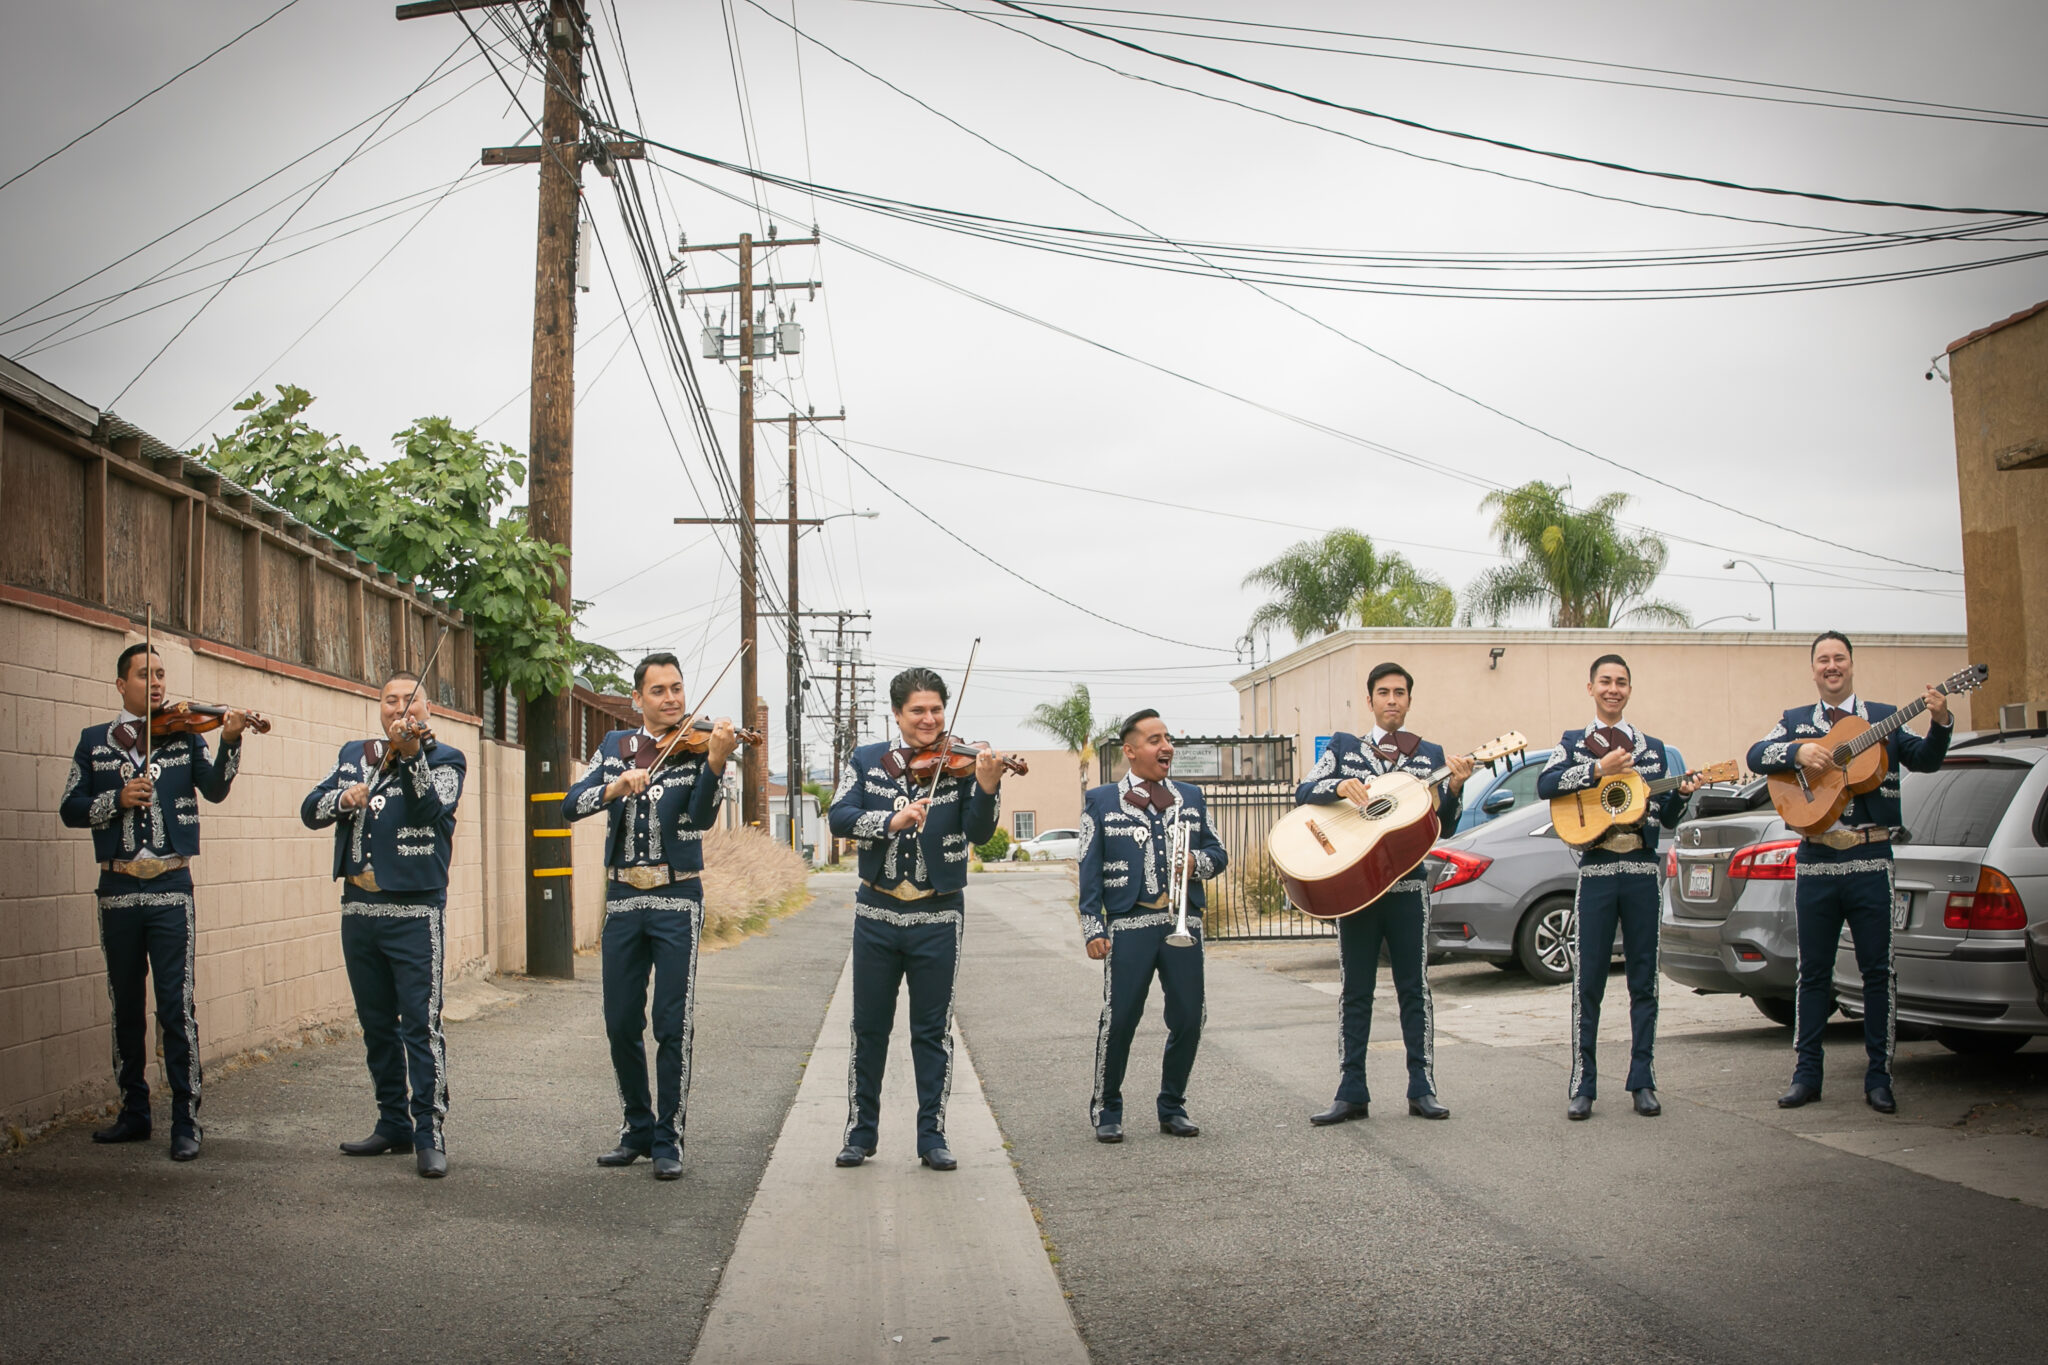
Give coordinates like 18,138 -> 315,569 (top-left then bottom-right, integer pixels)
1747,699 -> 1949,837
1535,724 -> 1686,859
1076,777 -> 1228,945
562,729 -> 723,872
827,740 -> 999,897
302,739 -> 466,892
60,722 -> 241,861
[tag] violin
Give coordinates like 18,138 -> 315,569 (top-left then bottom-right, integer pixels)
364,717 -> 436,771
625,718 -> 764,770
112,701 -> 270,751
897,738 -> 1028,784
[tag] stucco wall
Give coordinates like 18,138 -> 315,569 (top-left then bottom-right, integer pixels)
0,594 -> 517,1135
1235,629 -> 1975,778
1949,301 -> 2048,723
990,748 -> 1086,842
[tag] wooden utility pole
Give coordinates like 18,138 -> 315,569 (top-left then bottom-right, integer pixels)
675,233 -> 819,827
762,412 -> 843,852
398,0 -> 641,978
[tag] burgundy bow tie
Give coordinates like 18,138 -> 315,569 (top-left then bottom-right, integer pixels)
1823,705 -> 1852,725
1588,726 -> 1632,757
1127,780 -> 1174,813
1374,731 -> 1419,762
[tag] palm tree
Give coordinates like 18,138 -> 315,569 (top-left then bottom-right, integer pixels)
1243,529 -> 1457,643
1026,683 -> 1115,805
1461,481 -> 1691,628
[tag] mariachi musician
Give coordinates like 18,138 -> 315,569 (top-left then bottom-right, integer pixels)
59,641 -> 257,1163
564,652 -> 738,1181
301,668 -> 467,1178
1295,662 -> 1470,1125
1078,710 -> 1227,1143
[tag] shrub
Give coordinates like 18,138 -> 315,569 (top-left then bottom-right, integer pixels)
975,828 -> 1012,862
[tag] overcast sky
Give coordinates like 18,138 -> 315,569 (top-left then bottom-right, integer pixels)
5,0 -> 2044,755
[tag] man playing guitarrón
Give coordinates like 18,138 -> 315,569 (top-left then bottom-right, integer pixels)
1536,654 -> 1700,1122
1747,632 -> 1951,1116
1296,662 -> 1471,1125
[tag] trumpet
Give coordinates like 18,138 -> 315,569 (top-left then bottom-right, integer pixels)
1165,815 -> 1196,948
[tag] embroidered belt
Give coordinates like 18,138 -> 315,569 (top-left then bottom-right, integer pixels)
102,855 -> 188,880
865,879 -> 937,902
346,868 -> 382,894
1136,893 -> 1172,910
1810,826 -> 1891,851
613,865 -> 680,891
1594,832 -> 1643,854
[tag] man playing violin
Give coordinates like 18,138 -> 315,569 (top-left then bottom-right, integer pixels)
1078,710 -> 1228,1143
59,642 -> 256,1162
563,652 -> 739,1181
301,670 -> 467,1177
1537,654 -> 1701,1122
1748,632 -> 1951,1116
1297,662 -> 1471,1126
827,666 -> 1009,1171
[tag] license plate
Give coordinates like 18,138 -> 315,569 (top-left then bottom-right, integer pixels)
1892,891 -> 1911,930
1684,864 -> 1714,900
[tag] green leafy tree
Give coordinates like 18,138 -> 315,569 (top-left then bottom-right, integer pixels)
199,387 -> 623,700
1026,682 -> 1117,805
1461,481 -> 1691,628
974,827 -> 1011,862
1242,529 -> 1455,642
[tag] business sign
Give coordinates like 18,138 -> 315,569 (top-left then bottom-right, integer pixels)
1314,735 -> 1333,763
1174,742 -> 1221,779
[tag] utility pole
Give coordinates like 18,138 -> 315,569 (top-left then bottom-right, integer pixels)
398,0 -> 643,979
812,612 -> 870,866
675,232 -> 820,827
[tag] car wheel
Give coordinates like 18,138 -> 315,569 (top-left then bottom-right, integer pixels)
1934,1027 -> 2030,1056
1514,897 -> 1577,986
1752,996 -> 1798,1028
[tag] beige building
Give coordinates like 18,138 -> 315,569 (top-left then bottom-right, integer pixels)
1233,628 -> 1973,779
1947,298 -> 2048,727
992,748 -> 1088,842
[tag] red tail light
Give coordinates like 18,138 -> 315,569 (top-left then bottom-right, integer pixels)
1430,848 -> 1492,890
1944,866 -> 2027,931
1729,839 -> 1799,880
1664,847 -> 1677,879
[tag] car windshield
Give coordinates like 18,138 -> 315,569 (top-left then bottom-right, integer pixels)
1903,759 -> 2032,848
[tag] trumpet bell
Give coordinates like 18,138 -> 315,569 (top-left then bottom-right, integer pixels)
1165,930 -> 1196,948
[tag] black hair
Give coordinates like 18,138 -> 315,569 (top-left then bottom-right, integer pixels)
1588,653 -> 1631,682
890,667 -> 948,710
633,652 -> 683,692
115,643 -> 158,682
1367,661 -> 1414,694
1119,708 -> 1162,743
383,669 -> 420,689
1810,631 -> 1853,657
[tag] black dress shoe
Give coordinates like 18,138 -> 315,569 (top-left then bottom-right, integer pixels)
92,1114 -> 151,1144
1567,1094 -> 1593,1121
921,1147 -> 958,1171
1632,1089 -> 1662,1117
1159,1115 -> 1200,1137
1777,1082 -> 1821,1109
169,1132 -> 201,1161
597,1144 -> 650,1167
416,1147 -> 447,1179
340,1132 -> 413,1156
1408,1094 -> 1451,1120
1094,1122 -> 1124,1143
652,1156 -> 683,1180
1310,1099 -> 1368,1126
1866,1086 -> 1897,1114
834,1144 -> 873,1167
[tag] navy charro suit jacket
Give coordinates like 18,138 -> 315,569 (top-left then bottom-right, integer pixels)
827,740 -> 999,897
60,722 -> 241,862
562,729 -> 725,873
1535,722 -> 1685,857
1748,699 -> 1949,833
1076,776 -> 1227,945
301,739 -> 466,894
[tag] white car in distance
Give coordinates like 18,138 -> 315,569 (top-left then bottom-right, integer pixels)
1010,828 -> 1082,862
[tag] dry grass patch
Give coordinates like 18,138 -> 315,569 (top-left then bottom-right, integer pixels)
699,826 -> 812,948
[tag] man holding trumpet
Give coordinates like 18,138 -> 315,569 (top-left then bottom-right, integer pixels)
1077,710 -> 1228,1144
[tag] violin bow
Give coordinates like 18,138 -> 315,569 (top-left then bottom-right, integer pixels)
142,602 -> 153,773
646,640 -> 750,772
922,636 -> 983,803
376,622 -> 450,779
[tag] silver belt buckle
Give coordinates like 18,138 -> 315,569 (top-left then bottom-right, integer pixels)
869,880 -> 936,902
347,868 -> 382,893
123,856 -> 169,880
1598,833 -> 1643,854
616,865 -> 670,891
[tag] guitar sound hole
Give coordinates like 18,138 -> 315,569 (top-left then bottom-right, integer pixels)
1601,784 -> 1631,813
1363,797 -> 1395,820
1830,745 -> 1853,768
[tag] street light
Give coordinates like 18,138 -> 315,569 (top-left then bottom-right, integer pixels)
802,509 -> 879,537
1696,613 -> 1760,629
1723,559 -> 1777,630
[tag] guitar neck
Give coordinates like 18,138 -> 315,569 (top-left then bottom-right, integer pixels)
1642,771 -> 1691,796
1846,693 -> 1933,756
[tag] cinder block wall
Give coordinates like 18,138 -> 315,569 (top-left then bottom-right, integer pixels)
0,597 -> 522,1135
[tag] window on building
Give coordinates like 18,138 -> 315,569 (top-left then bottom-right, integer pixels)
1013,811 -> 1036,841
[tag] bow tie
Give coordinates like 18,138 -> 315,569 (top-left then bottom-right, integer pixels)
1373,731 -> 1419,762
1126,780 -> 1175,814
1823,705 -> 1852,725
1587,726 -> 1632,757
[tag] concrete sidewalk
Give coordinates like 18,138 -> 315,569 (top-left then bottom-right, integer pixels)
692,892 -> 1088,1365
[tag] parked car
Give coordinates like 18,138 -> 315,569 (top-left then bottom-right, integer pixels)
1662,777 -> 1806,1027
1426,801 -> 1590,984
1010,827 -> 1081,862
1835,731 -> 2048,1054
1453,744 -> 1684,834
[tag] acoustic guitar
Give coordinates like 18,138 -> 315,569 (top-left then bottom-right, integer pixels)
1267,732 -> 1528,920
1766,663 -> 1988,835
1550,759 -> 1741,848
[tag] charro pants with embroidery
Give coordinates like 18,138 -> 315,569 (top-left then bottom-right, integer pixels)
1335,887 -> 1435,1105
846,896 -> 961,1155
601,885 -> 704,1160
1091,917 -> 1204,1126
1792,852 -> 1895,1094
97,870 -> 200,1131
1570,853 -> 1660,1100
341,894 -> 448,1150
